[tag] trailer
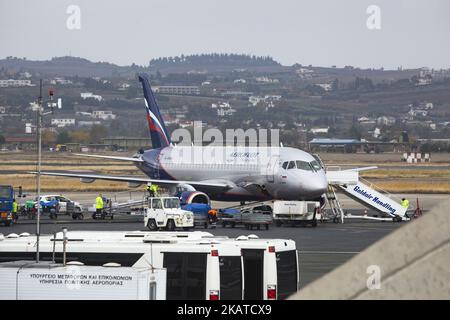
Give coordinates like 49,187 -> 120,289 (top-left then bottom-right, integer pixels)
182,203 -> 210,229
0,260 -> 166,300
220,205 -> 273,230
273,201 -> 321,227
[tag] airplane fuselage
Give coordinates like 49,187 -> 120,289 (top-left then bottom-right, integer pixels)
136,146 -> 328,201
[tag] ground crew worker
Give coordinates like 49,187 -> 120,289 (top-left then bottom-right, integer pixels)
150,184 -> 159,197
95,194 -> 104,214
146,183 -> 152,196
25,199 -> 34,217
12,198 -> 18,220
208,209 -> 218,228
401,198 -> 410,209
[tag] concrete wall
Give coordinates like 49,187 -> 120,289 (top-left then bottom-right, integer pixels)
290,200 -> 450,299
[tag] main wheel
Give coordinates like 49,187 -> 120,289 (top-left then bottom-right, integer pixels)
311,219 -> 318,228
166,219 -> 175,231
147,219 -> 157,231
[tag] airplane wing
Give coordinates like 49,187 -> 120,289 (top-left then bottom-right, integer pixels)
73,154 -> 144,163
29,171 -> 232,191
344,166 -> 378,172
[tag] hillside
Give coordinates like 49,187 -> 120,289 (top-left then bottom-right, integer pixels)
0,56 -> 147,78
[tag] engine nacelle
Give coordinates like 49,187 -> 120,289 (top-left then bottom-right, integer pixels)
128,182 -> 143,188
179,191 -> 210,206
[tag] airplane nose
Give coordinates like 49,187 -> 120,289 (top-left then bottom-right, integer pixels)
309,172 -> 328,196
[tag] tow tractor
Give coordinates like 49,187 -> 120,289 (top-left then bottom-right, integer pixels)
144,197 -> 194,231
0,185 -> 17,226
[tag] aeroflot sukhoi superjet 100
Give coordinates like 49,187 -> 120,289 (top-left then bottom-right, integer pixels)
37,76 -> 328,203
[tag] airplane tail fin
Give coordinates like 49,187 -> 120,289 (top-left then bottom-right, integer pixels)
138,75 -> 171,149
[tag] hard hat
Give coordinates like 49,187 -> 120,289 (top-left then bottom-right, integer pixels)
147,182 -> 152,186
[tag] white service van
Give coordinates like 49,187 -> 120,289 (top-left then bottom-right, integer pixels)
42,230 -> 299,300
192,235 -> 299,300
144,197 -> 194,231
273,201 -> 321,227
0,260 -> 166,300
0,232 -> 242,300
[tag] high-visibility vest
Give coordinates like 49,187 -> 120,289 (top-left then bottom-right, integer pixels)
401,199 -> 409,209
95,196 -> 104,209
12,202 -> 18,213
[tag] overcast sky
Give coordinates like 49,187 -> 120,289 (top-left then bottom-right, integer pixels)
1,0 -> 449,69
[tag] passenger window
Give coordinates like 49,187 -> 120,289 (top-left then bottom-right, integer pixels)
287,161 -> 296,169
310,160 -> 322,171
282,162 -> 288,169
152,199 -> 162,209
296,161 -> 313,171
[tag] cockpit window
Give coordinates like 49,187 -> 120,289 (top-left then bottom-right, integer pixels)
282,161 -> 288,169
310,160 -> 322,171
287,161 -> 296,169
296,161 -> 313,171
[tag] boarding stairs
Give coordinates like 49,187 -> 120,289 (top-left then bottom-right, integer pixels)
313,154 -> 409,223
324,184 -> 345,223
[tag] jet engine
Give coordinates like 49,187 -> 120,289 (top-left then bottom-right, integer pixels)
179,191 -> 210,206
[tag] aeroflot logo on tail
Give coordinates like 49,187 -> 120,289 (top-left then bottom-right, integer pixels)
353,185 -> 396,214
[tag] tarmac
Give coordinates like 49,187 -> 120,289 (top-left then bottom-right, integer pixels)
1,192 -> 445,289
291,199 -> 450,299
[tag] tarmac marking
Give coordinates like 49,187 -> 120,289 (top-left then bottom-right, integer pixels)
298,251 -> 360,254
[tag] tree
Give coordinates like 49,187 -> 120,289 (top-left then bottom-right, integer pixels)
348,124 -> 362,140
42,131 -> 57,146
56,131 -> 71,144
69,131 -> 90,143
89,125 -> 107,143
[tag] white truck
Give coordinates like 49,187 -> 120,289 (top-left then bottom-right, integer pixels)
273,201 -> 321,227
0,260 -> 166,300
144,197 -> 194,231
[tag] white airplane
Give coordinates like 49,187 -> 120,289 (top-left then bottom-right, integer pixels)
36,75 -> 328,205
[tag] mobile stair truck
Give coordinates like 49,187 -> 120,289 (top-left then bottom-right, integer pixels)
0,260 -> 166,300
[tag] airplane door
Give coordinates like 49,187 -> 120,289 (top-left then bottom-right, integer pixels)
266,156 -> 279,183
